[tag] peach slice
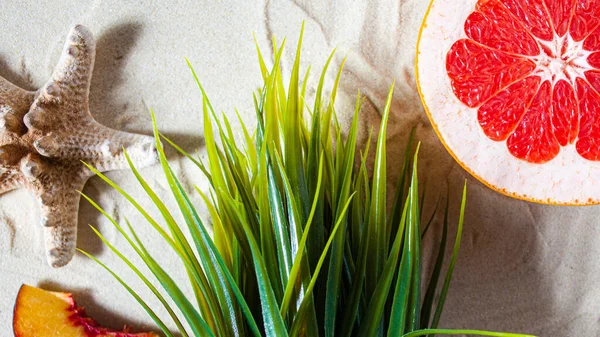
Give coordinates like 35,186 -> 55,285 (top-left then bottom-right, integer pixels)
13,284 -> 159,337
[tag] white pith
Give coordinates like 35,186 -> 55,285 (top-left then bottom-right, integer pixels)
417,0 -> 600,205
530,34 -> 594,85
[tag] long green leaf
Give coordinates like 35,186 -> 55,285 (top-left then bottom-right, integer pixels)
82,223 -> 188,337
224,194 -> 289,337
420,193 -> 449,328
290,192 -> 356,336
78,250 -> 174,337
407,146 -> 422,332
387,144 -> 421,336
359,170 -> 411,337
323,89 -> 361,337
403,330 -> 536,337
366,83 -> 395,300
430,182 -> 467,330
128,221 -> 214,337
280,154 -> 324,317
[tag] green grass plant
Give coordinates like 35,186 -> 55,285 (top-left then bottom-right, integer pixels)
80,25 -> 536,337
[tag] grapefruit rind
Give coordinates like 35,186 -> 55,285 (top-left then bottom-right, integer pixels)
416,0 -> 600,206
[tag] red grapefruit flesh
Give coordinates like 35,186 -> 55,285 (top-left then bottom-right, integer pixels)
448,0 -> 600,164
417,0 -> 600,204
13,285 -> 158,337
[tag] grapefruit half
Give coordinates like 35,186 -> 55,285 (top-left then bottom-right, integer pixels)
417,0 -> 600,205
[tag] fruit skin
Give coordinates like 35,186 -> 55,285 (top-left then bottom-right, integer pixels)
13,284 -> 159,337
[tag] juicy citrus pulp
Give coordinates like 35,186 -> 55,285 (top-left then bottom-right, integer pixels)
417,0 -> 600,204
447,0 -> 600,164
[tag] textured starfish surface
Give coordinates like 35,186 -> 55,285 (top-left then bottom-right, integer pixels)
0,25 -> 158,267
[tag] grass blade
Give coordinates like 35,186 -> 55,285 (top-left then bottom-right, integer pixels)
366,83 -> 395,299
402,330 -> 536,337
290,192 -> 356,336
78,250 -> 175,337
431,182 -> 467,329
387,144 -> 421,336
280,154 -> 324,317
420,193 -> 449,328
224,195 -> 289,337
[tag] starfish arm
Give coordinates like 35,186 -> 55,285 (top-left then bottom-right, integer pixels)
40,187 -> 81,268
33,121 -> 158,172
0,76 -> 35,135
0,169 -> 24,195
0,141 -> 28,194
24,25 -> 96,132
29,161 -> 89,267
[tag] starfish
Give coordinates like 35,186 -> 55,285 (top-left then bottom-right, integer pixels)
0,25 -> 158,267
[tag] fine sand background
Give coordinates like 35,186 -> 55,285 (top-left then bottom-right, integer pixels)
1,1 -> 599,336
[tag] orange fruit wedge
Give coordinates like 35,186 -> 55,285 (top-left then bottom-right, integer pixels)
417,0 -> 600,205
13,284 -> 158,337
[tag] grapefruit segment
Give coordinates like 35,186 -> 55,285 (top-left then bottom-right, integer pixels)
446,39 -> 536,108
584,70 -> 600,92
502,0 -> 553,41
588,52 -> 600,68
576,78 -> 600,160
551,79 -> 579,146
544,0 -> 575,37
478,76 -> 540,141
569,0 -> 600,41
507,81 -> 560,163
466,0 -> 540,56
583,26 -> 600,50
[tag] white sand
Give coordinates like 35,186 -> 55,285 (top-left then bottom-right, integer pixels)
1,1 -> 599,336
